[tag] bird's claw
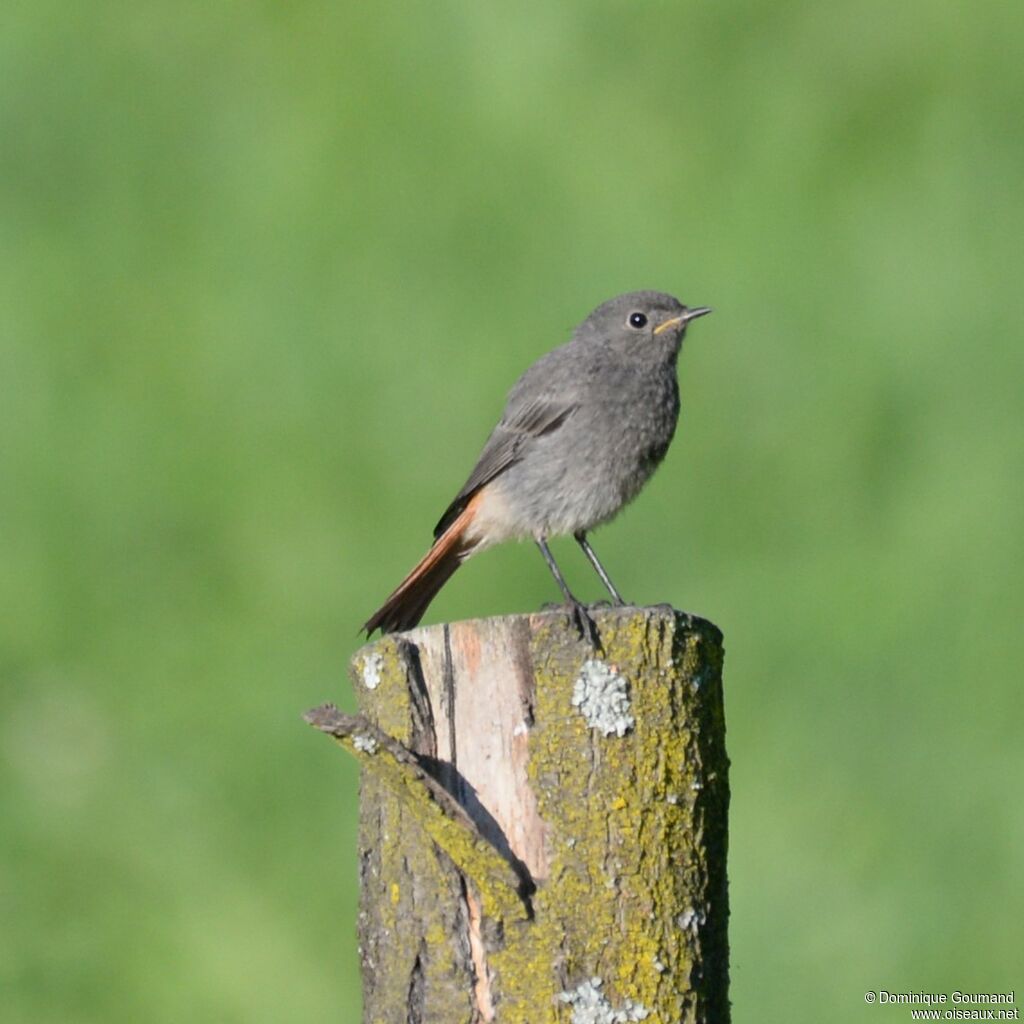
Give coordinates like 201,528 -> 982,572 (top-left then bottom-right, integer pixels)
538,599 -> 602,650
567,599 -> 602,651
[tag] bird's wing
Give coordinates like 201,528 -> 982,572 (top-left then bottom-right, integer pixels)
432,395 -> 576,538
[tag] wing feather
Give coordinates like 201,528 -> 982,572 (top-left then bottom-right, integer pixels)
432,397 -> 575,537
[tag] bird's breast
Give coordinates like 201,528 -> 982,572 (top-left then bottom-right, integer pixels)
497,361 -> 680,537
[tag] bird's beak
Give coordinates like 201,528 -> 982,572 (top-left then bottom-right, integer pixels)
653,306 -> 713,335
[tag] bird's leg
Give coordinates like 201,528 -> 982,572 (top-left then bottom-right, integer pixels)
536,539 -> 601,649
573,531 -> 627,606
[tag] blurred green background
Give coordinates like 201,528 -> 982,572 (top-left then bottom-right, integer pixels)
3,2 -> 1022,1021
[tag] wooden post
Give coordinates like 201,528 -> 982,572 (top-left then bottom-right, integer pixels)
306,605 -> 729,1023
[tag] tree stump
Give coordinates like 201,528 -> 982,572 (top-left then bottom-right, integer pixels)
306,605 -> 729,1024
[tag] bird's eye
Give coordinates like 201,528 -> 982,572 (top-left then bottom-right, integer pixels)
628,312 -> 648,329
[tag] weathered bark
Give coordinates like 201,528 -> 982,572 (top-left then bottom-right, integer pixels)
306,605 -> 729,1024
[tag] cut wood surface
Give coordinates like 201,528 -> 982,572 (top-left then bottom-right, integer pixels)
307,604 -> 729,1024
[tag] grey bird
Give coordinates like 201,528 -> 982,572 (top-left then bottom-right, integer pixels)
363,291 -> 712,641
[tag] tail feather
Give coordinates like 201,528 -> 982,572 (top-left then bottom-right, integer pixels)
363,497 -> 479,635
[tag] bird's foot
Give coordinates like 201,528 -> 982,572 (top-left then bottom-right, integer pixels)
539,599 -> 602,649
567,599 -> 602,651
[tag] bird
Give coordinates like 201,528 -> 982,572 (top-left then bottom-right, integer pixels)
363,290 -> 711,642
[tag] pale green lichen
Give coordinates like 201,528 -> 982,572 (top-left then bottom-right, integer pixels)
352,733 -> 378,754
360,650 -> 384,689
559,977 -> 650,1023
572,659 -> 634,736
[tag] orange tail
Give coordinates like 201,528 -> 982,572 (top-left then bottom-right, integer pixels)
363,497 -> 480,635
